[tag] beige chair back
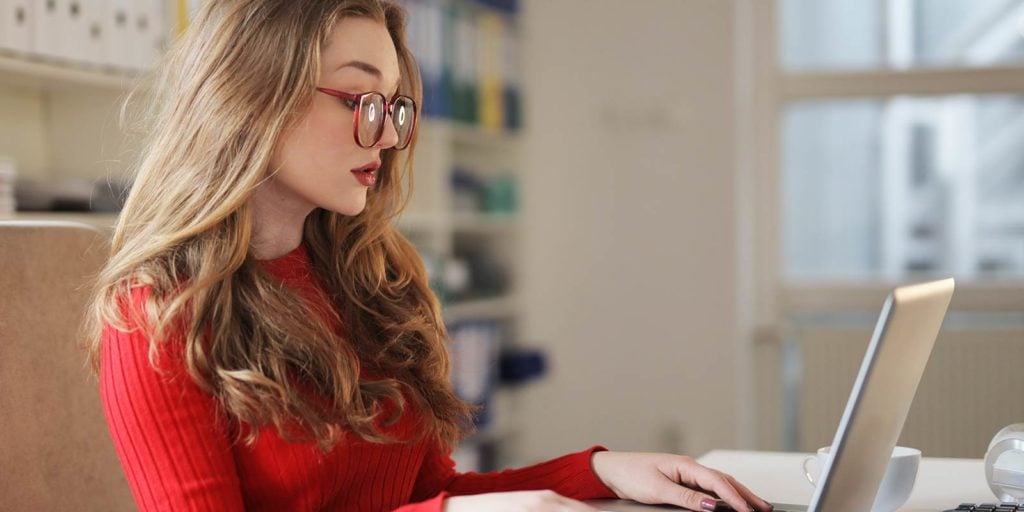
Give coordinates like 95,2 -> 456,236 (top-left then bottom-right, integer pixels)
0,221 -> 135,511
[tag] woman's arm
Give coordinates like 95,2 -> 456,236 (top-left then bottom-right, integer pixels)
100,294 -> 246,511
408,442 -> 616,502
402,441 -> 773,512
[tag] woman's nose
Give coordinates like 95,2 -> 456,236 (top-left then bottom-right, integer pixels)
375,113 -> 400,149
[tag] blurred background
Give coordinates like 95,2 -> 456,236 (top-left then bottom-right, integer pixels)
1,0 -> 1023,474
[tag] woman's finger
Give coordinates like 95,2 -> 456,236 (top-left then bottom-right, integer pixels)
686,465 -> 752,512
725,473 -> 774,512
648,478 -> 719,512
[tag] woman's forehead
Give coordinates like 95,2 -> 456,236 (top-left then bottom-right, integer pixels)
322,17 -> 401,90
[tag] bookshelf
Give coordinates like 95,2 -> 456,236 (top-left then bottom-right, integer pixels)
0,0 -> 527,472
0,53 -> 138,90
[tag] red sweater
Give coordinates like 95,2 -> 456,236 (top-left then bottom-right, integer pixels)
99,243 -> 615,511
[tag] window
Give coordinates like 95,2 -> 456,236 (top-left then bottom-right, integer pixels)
783,94 -> 1024,280
776,0 -> 1024,281
744,0 -> 1024,454
781,0 -> 1024,70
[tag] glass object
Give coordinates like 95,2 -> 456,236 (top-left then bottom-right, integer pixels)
780,0 -> 1024,70
782,94 -> 1024,280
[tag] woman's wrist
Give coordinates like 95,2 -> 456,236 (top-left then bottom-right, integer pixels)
590,450 -> 620,497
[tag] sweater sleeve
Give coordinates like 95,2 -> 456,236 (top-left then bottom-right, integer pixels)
99,288 -> 245,512
405,442 -> 617,509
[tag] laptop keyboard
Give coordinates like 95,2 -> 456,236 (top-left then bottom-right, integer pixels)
948,504 -> 1024,511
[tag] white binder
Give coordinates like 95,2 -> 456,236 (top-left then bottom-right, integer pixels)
32,0 -> 63,61
79,0 -> 109,68
63,0 -> 89,64
146,0 -> 167,69
129,0 -> 164,71
0,0 -> 35,55
104,0 -> 132,70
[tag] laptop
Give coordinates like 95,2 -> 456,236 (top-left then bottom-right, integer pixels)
590,278 -> 955,512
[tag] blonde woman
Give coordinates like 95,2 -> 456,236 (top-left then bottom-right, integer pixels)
87,1 -> 773,511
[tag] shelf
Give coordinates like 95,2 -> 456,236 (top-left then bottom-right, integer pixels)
443,294 -> 520,323
420,117 -> 522,147
461,423 -> 520,446
394,212 -> 439,233
396,212 -> 519,236
0,52 -> 142,91
450,122 -> 522,147
0,212 -> 119,233
451,212 -> 518,235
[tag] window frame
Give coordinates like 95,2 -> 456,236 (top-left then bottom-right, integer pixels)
736,0 -> 1024,449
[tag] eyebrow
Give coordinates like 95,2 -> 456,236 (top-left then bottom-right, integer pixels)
336,59 -> 400,95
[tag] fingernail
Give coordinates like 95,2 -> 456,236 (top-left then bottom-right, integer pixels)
700,498 -> 717,511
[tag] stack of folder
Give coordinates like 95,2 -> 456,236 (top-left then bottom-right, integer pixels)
0,0 -> 521,131
400,0 -> 522,133
0,0 -> 183,72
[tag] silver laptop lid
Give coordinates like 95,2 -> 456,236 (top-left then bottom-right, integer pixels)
808,278 -> 955,512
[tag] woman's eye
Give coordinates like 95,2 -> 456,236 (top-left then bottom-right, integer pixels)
342,99 -> 358,110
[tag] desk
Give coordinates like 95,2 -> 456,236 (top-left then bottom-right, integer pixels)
588,450 -> 995,511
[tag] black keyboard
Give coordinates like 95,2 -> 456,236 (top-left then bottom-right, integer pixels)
948,504 -> 1024,511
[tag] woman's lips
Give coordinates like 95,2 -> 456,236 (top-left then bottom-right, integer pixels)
352,169 -> 377,186
351,160 -> 380,187
352,160 -> 381,173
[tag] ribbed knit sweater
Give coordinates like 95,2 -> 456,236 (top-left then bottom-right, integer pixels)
99,243 -> 616,511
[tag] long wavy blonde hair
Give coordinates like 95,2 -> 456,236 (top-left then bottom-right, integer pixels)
86,0 -> 473,452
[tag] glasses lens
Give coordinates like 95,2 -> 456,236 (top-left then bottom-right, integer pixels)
357,93 -> 385,147
393,96 -> 416,149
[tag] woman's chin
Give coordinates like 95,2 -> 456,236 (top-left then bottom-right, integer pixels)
324,197 -> 367,217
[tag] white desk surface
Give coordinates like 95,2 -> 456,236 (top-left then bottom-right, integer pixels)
588,450 -> 995,512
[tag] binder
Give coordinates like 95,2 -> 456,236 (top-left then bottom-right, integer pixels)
476,10 -> 503,133
501,16 -> 521,131
104,0 -> 132,70
63,0 -> 91,65
144,0 -> 166,69
173,0 -> 201,36
0,0 -> 34,55
451,1 -> 478,124
420,0 -> 448,118
32,0 -> 62,61
80,0 -> 109,68
128,0 -> 163,71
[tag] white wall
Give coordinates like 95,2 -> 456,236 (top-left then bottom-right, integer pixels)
0,83 -> 140,181
517,0 -> 742,462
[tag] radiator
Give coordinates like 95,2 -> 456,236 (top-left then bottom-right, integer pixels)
761,312 -> 1024,458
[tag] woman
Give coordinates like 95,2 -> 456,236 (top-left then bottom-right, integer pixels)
87,1 -> 772,511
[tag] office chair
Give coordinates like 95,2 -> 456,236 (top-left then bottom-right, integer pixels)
0,221 -> 135,511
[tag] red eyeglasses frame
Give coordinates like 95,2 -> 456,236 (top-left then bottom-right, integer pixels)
315,87 -> 418,150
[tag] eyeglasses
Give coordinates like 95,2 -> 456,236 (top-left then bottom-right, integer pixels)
316,87 -> 417,150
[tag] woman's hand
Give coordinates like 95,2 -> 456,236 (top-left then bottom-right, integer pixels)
591,451 -> 773,512
443,490 -> 599,512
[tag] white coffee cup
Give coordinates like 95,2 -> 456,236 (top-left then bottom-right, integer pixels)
802,445 -> 920,512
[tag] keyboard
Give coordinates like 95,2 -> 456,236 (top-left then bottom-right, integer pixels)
948,504 -> 1024,511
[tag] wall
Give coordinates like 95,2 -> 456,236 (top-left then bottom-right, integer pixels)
516,0 -> 742,462
0,81 -> 142,182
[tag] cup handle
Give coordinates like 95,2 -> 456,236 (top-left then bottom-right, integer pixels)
802,455 -> 819,487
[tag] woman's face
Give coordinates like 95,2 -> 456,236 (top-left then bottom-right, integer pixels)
267,17 -> 402,217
